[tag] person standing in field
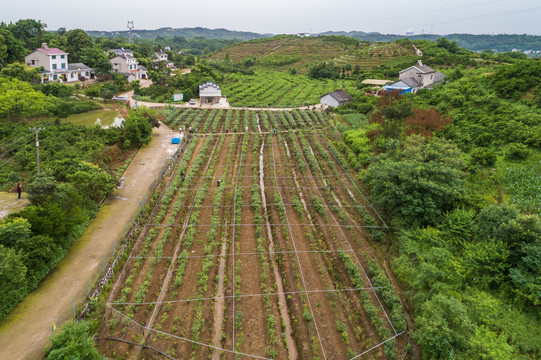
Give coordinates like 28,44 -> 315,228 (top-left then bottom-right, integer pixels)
16,182 -> 22,200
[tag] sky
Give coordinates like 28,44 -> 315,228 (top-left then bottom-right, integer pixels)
3,0 -> 541,35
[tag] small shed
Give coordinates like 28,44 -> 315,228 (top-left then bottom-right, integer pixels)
320,89 -> 353,108
199,82 -> 222,104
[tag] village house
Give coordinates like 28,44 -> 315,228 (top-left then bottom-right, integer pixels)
108,48 -> 147,82
199,82 -> 222,104
320,89 -> 353,108
25,43 -> 93,83
152,50 -> 175,69
382,60 -> 446,94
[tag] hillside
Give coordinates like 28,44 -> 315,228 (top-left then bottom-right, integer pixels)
207,35 -> 418,74
87,27 -> 271,40
319,31 -> 541,52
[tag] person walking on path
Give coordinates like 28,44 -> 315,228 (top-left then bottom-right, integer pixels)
16,182 -> 22,200
217,180 -> 222,187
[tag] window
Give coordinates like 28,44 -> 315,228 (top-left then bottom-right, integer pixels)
52,64 -> 57,70
61,55 -> 65,59
52,55 -> 56,59
430,74 -> 433,79
417,74 -> 421,78
61,63 -> 66,69
31,60 -> 36,65
71,73 -> 74,78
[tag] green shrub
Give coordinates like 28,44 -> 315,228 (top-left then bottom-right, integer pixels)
505,143 -> 530,160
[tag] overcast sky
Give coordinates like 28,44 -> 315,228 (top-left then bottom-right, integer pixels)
3,0 -> 541,35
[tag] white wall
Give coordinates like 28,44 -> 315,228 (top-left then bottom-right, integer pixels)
320,94 -> 340,108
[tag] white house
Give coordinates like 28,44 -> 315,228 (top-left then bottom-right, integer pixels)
320,89 -> 353,108
382,60 -> 446,94
199,82 -> 222,104
25,43 -> 93,83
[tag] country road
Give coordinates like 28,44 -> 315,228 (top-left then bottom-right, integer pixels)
0,124 -> 180,360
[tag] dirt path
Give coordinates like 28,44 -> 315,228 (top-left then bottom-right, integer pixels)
0,124 -> 180,360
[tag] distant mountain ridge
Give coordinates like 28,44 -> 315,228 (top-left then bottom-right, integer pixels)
87,27 -> 272,41
85,27 -> 541,52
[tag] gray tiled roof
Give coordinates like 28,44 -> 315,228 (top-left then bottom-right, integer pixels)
433,71 -> 446,84
324,89 -> 353,103
401,77 -> 422,88
199,82 -> 221,91
68,63 -> 92,71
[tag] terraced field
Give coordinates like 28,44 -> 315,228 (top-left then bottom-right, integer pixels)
97,109 -> 408,359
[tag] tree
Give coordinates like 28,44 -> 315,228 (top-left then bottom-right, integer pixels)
0,29 -> 27,66
468,325 -> 514,359
0,78 -> 54,120
65,29 -> 92,63
44,320 -> 100,360
414,293 -> 474,359
26,171 -> 58,205
404,108 -> 453,138
7,19 -> 47,50
368,91 -> 412,139
0,62 -> 41,83
366,135 -> 465,226
0,245 -> 27,319
0,217 -> 32,247
67,161 -> 115,203
79,47 -> 112,76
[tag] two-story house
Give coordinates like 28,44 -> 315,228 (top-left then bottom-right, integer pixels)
152,50 -> 175,69
108,48 -> 147,82
382,60 -> 446,94
25,43 -> 93,83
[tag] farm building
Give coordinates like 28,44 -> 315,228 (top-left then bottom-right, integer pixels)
320,89 -> 353,108
382,60 -> 446,94
199,82 -> 222,104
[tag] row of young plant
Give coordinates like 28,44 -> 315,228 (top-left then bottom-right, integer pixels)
188,133 -> 231,352
271,134 -> 324,359
285,130 -> 404,358
151,133 -> 229,352
108,135 -> 214,340
144,134 -> 227,352
233,133 -> 251,352
221,71 -> 356,108
280,132 -> 367,357
304,129 -> 387,242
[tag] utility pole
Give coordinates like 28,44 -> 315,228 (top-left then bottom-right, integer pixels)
30,127 -> 44,174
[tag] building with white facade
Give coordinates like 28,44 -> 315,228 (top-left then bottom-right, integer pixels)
25,43 -> 93,83
320,89 -> 353,108
199,82 -> 222,104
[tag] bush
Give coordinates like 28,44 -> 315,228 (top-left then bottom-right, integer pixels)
505,143 -> 530,160
470,147 -> 497,167
44,320 -> 100,360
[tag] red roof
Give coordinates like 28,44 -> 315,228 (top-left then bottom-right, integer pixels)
37,47 -> 67,55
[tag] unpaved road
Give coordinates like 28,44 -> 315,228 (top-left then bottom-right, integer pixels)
0,124 -> 179,360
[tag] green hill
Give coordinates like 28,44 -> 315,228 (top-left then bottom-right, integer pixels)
208,35 -> 418,74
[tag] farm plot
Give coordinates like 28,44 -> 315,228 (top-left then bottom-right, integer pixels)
221,72 -> 358,108
98,109 -> 408,359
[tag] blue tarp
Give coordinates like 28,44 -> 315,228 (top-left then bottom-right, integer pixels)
171,136 -> 181,144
